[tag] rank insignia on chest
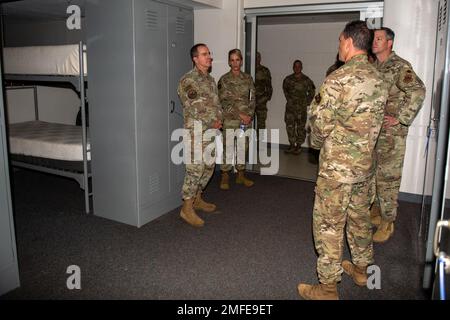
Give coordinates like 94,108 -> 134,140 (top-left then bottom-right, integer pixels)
188,89 -> 198,99
315,93 -> 322,104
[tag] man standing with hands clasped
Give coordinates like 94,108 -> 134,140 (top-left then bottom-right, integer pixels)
298,21 -> 388,300
177,43 -> 223,227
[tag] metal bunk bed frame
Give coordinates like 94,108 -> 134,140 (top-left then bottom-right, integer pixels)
4,42 -> 91,213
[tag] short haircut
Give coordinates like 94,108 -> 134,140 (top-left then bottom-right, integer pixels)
228,48 -> 243,60
293,59 -> 302,68
376,27 -> 395,42
190,43 -> 207,61
342,20 -> 373,52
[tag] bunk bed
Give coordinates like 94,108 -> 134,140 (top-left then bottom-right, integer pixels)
3,42 -> 91,213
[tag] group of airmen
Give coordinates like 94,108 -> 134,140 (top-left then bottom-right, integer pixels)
177,20 -> 425,300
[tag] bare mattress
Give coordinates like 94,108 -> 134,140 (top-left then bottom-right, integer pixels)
8,121 -> 91,164
3,44 -> 87,76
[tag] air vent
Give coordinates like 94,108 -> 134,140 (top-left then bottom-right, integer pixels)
145,10 -> 159,30
176,16 -> 185,34
149,173 -> 160,195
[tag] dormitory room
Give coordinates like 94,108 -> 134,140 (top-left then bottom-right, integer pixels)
0,0 -> 449,304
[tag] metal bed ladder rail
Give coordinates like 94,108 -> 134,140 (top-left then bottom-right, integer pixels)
79,41 -> 91,214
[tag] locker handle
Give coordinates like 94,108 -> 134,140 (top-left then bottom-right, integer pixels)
170,100 -> 175,113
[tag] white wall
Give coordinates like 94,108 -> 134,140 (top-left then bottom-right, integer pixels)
258,21 -> 347,145
383,0 -> 439,196
194,0 -> 244,81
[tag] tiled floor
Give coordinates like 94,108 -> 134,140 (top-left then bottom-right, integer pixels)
251,146 -> 319,182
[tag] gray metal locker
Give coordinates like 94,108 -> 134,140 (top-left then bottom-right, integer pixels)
86,0 -> 193,227
0,57 -> 20,295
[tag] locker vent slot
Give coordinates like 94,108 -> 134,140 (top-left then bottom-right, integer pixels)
149,173 -> 160,195
145,10 -> 159,31
444,0 -> 448,27
441,0 -> 448,32
176,16 -> 185,34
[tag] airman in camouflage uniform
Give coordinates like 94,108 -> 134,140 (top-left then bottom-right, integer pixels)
177,43 -> 223,227
298,21 -> 389,300
218,49 -> 256,189
282,60 -> 315,154
370,28 -> 426,242
255,52 -> 273,132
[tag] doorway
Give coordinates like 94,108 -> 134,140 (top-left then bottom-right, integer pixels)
245,2 -> 384,181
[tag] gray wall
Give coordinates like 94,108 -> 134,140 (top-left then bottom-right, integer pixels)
3,17 -> 85,47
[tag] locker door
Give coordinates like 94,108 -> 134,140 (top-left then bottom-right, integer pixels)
134,0 -> 170,223
168,5 -> 193,193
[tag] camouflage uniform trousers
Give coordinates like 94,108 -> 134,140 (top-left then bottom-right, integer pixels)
255,98 -> 268,130
373,131 -> 407,223
182,134 -> 216,199
285,104 -> 307,146
313,176 -> 375,284
220,120 -> 250,172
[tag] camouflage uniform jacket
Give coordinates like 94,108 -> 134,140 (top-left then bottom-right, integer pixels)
283,73 -> 316,109
374,51 -> 426,136
177,67 -> 223,131
309,54 -> 389,184
255,65 -> 273,102
218,71 -> 256,122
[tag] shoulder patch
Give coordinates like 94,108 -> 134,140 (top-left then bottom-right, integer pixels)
315,93 -> 322,104
403,72 -> 413,84
188,89 -> 198,99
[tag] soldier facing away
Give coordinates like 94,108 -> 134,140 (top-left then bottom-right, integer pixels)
298,21 -> 389,300
177,43 -> 223,227
370,27 -> 426,242
282,60 -> 315,155
255,52 -> 273,133
218,48 -> 256,190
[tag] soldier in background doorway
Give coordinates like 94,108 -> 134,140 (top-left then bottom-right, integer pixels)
282,60 -> 315,154
325,53 -> 344,77
255,52 -> 273,135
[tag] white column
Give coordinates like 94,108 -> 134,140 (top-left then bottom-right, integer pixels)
383,0 -> 439,196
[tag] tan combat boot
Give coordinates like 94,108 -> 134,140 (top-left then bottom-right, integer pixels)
297,282 -> 339,300
342,260 -> 367,286
220,171 -> 230,190
370,204 -> 382,227
236,170 -> 254,187
180,198 -> 204,227
194,192 -> 216,213
373,220 -> 394,243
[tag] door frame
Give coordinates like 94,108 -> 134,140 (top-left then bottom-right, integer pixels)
243,1 -> 384,167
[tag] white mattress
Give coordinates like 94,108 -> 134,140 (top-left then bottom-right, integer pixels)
3,44 -> 87,76
8,121 -> 90,161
